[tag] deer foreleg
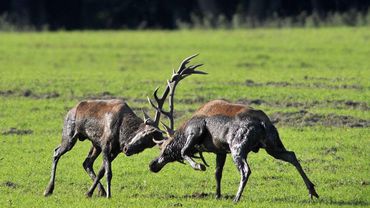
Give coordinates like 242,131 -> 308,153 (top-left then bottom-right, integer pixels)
85,148 -> 119,198
192,152 -> 209,167
85,162 -> 105,198
183,155 -> 206,171
215,153 -> 226,199
82,146 -> 106,197
181,134 -> 206,171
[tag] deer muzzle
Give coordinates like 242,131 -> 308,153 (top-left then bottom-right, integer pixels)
149,158 -> 165,173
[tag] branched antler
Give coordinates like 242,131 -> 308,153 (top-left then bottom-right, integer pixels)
147,54 -> 206,133
148,54 -> 207,166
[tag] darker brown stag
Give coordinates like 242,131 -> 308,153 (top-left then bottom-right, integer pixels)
43,55 -> 204,198
149,97 -> 319,202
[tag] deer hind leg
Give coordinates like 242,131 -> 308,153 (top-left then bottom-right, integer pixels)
229,125 -> 259,203
266,149 -> 319,199
82,146 -> 106,197
215,153 -> 226,199
230,148 -> 251,203
44,135 -> 77,196
44,108 -> 78,196
85,148 -> 119,198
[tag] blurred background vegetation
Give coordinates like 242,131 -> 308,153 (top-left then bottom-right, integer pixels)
1,0 -> 370,31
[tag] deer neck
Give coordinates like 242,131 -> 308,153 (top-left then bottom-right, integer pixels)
118,112 -> 144,150
165,130 -> 187,160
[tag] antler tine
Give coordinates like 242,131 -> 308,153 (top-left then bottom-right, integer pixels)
142,109 -> 153,124
175,54 -> 199,76
187,64 -> 206,73
166,80 -> 176,131
160,121 -> 175,136
151,87 -> 167,125
153,87 -> 160,103
147,83 -> 172,128
178,64 -> 206,80
147,54 -> 205,135
180,54 -> 198,67
161,54 -> 205,136
147,97 -> 159,111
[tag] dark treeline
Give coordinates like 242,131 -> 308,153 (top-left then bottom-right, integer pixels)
1,0 -> 369,30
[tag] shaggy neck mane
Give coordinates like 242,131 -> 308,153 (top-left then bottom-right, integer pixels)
163,128 -> 187,161
118,109 -> 144,148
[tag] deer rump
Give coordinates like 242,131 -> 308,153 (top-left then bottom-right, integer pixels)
184,100 -> 282,154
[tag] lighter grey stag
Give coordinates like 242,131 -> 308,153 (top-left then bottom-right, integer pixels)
43,55 -> 203,198
149,92 -> 319,202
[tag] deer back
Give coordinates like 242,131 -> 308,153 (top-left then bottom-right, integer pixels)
73,99 -> 143,145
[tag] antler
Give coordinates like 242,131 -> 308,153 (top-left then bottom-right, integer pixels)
153,54 -> 206,135
145,86 -> 169,127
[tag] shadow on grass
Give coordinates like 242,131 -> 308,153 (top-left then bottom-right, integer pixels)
150,192 -> 369,206
182,192 -> 235,200
133,192 -> 369,206
270,196 -> 369,206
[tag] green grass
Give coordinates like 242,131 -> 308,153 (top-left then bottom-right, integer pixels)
0,28 -> 369,207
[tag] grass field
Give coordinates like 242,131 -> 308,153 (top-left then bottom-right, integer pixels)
0,28 -> 369,207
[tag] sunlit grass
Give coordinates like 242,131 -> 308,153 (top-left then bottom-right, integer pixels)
0,28 -> 369,207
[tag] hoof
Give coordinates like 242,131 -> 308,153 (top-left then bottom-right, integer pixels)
233,194 -> 241,203
85,192 -> 93,198
215,194 -> 221,199
98,191 -> 107,197
97,188 -> 107,197
196,163 -> 206,171
43,191 -> 52,197
309,189 -> 319,199
43,186 -> 54,197
233,198 -> 240,203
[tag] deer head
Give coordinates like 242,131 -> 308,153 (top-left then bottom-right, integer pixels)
124,54 -> 205,156
148,54 -> 207,171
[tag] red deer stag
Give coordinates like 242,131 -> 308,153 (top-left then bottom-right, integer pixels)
149,97 -> 319,202
44,54 -> 204,198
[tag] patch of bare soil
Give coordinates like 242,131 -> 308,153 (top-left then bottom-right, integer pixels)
132,98 -> 148,104
83,91 -> 125,100
237,98 -> 266,106
270,110 -> 370,128
236,99 -> 369,110
236,62 -> 261,69
322,147 -> 338,155
244,79 -> 363,90
0,89 -> 60,99
22,89 -> 60,99
0,90 -> 14,96
182,192 -> 234,200
303,75 -> 356,82
2,181 -> 17,189
1,127 -> 33,135
178,96 -> 206,104
183,192 -> 210,199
